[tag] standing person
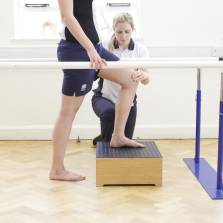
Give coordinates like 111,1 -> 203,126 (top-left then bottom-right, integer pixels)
50,0 -> 144,182
92,13 -> 150,146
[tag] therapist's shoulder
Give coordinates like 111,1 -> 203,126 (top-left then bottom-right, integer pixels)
134,41 -> 150,57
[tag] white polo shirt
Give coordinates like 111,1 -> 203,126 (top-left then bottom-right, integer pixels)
101,40 -> 149,104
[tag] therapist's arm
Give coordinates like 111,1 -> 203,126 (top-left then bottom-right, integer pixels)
135,44 -> 150,84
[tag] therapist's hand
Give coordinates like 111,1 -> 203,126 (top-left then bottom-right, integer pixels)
131,70 -> 150,85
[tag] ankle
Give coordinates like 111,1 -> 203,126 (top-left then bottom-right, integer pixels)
50,166 -> 65,174
112,133 -> 125,139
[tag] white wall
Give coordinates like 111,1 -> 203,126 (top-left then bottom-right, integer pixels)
0,1 -> 14,47
0,0 -> 221,140
141,0 -> 223,47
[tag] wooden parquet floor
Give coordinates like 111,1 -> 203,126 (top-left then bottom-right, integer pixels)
0,139 -> 223,223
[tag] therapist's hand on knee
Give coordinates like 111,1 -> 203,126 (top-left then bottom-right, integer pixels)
131,70 -> 150,85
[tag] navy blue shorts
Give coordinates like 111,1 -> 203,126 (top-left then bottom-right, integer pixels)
57,39 -> 119,96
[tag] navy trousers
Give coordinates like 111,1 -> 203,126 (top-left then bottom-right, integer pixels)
92,95 -> 137,142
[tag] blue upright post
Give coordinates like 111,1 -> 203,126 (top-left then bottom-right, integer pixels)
184,68 -> 223,199
216,72 -> 223,190
195,69 -> 201,163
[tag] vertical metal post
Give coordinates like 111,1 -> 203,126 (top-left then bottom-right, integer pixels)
217,72 -> 223,190
195,68 -> 201,163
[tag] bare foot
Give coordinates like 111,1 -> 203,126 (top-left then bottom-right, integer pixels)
49,169 -> 86,182
110,135 -> 145,148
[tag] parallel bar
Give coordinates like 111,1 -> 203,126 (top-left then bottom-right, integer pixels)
1,61 -> 223,69
216,72 -> 223,190
184,69 -> 223,199
0,57 -> 218,62
0,57 -> 223,198
195,69 -> 201,163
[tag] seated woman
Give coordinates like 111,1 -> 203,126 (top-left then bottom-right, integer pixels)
92,13 -> 150,145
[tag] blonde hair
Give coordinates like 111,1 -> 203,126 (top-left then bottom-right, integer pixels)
108,13 -> 135,51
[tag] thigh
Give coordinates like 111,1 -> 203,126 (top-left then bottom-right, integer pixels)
99,68 -> 135,88
60,94 -> 85,118
96,44 -> 136,87
92,95 -> 115,119
62,69 -> 96,96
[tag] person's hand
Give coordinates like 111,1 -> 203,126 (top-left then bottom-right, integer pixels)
87,47 -> 107,70
131,70 -> 150,85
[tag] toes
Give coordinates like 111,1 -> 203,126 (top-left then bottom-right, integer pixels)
110,138 -> 145,148
68,176 -> 85,182
135,142 -> 145,147
49,171 -> 86,182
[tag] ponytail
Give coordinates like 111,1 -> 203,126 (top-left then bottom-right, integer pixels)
108,33 -> 118,51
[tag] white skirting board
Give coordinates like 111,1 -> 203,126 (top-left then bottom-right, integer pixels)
0,124 -> 218,140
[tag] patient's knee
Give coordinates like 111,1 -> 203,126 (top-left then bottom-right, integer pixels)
59,107 -> 78,122
120,78 -> 138,90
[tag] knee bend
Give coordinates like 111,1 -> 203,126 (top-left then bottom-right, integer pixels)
120,79 -> 138,90
100,108 -> 115,121
59,109 -> 77,121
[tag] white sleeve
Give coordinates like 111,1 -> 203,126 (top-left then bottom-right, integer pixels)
137,44 -> 150,72
138,44 -> 150,58
101,39 -> 110,50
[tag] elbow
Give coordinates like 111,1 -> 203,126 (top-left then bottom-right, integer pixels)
62,15 -> 74,26
142,80 -> 150,85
